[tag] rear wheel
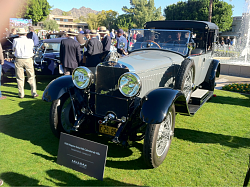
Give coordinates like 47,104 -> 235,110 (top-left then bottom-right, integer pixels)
50,93 -> 75,138
143,104 -> 175,168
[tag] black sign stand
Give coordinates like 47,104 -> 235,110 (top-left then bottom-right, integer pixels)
57,133 -> 108,181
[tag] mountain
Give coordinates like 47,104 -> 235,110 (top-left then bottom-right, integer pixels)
50,6 -> 100,18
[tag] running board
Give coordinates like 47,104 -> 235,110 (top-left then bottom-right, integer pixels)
188,89 -> 213,115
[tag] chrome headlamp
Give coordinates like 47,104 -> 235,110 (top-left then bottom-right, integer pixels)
118,72 -> 141,97
72,66 -> 94,89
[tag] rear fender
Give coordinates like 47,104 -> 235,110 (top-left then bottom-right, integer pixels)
202,59 -> 220,91
140,88 -> 190,124
42,75 -> 75,102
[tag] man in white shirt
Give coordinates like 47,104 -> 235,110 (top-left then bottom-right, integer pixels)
12,28 -> 38,98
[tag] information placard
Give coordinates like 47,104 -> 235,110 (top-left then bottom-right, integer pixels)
57,133 -> 108,181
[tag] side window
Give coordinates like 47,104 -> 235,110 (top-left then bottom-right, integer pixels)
193,32 -> 205,49
207,31 -> 215,51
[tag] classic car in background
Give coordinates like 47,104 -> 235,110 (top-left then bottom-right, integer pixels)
43,20 -> 220,168
33,38 -> 67,75
1,37 -> 72,81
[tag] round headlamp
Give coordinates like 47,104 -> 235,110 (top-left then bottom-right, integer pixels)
118,72 -> 141,97
72,66 -> 94,89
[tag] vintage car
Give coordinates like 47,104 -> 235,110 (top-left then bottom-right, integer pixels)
33,38 -> 67,75
42,20 -> 220,168
1,37 -> 69,81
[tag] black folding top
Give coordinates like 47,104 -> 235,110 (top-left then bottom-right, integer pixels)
144,20 -> 219,31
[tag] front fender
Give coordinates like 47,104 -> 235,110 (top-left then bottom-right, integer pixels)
140,88 -> 190,124
42,75 -> 74,102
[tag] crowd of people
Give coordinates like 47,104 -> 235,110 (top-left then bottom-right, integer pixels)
220,36 -> 236,46
59,26 -> 129,75
0,26 -> 130,100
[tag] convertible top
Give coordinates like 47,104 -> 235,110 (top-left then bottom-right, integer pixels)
144,20 -> 219,31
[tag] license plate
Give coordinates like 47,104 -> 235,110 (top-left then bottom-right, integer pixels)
99,124 -> 117,136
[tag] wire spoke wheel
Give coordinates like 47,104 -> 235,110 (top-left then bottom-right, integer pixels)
143,104 -> 175,168
183,68 -> 194,102
156,111 -> 173,156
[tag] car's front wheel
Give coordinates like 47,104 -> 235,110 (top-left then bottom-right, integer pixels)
50,93 -> 75,138
143,104 -> 175,168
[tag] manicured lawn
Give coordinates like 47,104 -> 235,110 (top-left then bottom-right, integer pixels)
0,76 -> 250,186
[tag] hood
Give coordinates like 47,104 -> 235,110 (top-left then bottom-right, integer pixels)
117,50 -> 184,73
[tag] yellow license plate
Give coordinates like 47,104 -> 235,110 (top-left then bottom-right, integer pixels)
99,124 -> 118,136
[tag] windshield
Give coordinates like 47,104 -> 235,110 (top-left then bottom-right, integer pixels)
128,29 -> 192,56
43,42 -> 60,52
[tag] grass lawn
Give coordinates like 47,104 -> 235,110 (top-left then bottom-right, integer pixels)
0,76 -> 250,186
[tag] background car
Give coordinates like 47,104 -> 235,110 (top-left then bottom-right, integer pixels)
33,37 -> 66,75
43,20 -> 221,169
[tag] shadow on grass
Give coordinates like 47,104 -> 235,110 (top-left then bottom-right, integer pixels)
0,172 -> 42,186
208,94 -> 250,107
0,95 -> 147,171
46,169 -> 138,186
0,99 -> 60,156
1,170 -> 138,186
1,74 -> 60,93
175,128 -> 250,148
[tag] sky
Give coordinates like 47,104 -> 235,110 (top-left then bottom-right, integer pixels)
47,0 -> 247,17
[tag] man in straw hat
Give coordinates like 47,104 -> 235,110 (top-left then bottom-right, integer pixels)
98,26 -> 111,61
60,30 -> 81,75
84,29 -> 103,73
12,28 -> 38,98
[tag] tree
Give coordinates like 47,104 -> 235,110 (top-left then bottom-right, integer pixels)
23,0 -> 51,24
97,10 -> 118,30
79,16 -> 87,22
164,0 -> 233,32
115,14 -> 135,31
62,11 -> 72,16
42,19 -> 59,31
86,13 -> 99,30
122,0 -> 162,28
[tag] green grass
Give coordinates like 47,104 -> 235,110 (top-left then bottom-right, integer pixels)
0,76 -> 250,186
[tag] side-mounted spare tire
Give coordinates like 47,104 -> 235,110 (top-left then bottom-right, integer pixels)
175,59 -> 195,103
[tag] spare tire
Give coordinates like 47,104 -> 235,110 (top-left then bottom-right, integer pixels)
175,59 -> 195,103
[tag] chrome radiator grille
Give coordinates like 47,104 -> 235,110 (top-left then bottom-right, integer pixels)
95,65 -> 130,118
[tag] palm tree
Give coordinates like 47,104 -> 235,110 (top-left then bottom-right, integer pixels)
208,0 -> 213,22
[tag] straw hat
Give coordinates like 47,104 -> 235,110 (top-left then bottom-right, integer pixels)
90,30 -> 97,35
98,26 -> 109,34
17,28 -> 28,34
66,28 -> 78,36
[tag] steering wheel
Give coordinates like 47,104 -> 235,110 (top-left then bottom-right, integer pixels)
141,40 -> 161,49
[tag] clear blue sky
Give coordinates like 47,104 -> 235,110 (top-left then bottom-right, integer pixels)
48,0 -> 246,17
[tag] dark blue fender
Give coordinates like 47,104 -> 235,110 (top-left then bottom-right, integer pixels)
140,88 -> 190,124
42,75 -> 74,102
202,59 -> 220,91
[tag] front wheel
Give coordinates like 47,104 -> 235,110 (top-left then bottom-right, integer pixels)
50,93 -> 76,138
143,104 -> 175,168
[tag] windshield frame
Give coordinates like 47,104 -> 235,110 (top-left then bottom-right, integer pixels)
128,29 -> 192,56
